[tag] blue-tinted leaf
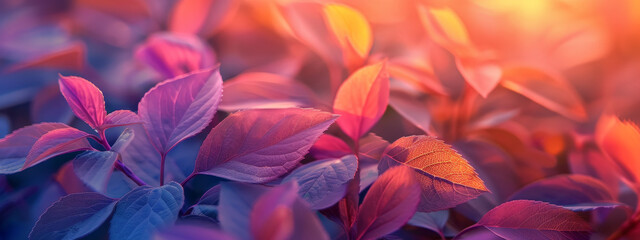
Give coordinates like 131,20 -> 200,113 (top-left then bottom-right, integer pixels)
219,182 -> 270,240
29,192 -> 116,240
24,127 -> 93,170
0,123 -> 71,174
72,151 -> 119,193
408,211 -> 449,239
110,182 -> 184,240
111,128 -> 135,153
138,67 -> 223,154
282,155 -> 357,209
154,224 -> 235,240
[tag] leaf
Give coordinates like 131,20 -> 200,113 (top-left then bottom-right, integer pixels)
455,58 -> 502,98
379,135 -> 488,212
309,134 -> 351,159
282,155 -> 358,209
596,115 -> 640,185
219,182 -> 270,240
135,33 -> 216,79
355,166 -> 421,240
250,182 -> 329,240
72,151 -> 119,193
110,182 -> 184,240
99,110 -> 142,131
464,200 -> 591,240
334,61 -> 390,143
169,0 -> 237,36
29,192 -> 116,240
408,211 -> 449,239
508,174 -> 614,206
6,42 -> 85,73
138,66 -> 223,154
24,128 -> 94,170
154,224 -> 235,240
500,67 -> 587,121
58,75 -> 107,129
194,108 -> 338,183
418,5 -> 474,57
568,141 -> 620,196
111,128 -> 136,153
219,72 -> 316,111
0,123 -> 69,174
322,3 -> 372,69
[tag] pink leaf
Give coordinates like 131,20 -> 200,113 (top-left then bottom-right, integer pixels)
355,166 -> 420,240
24,128 -> 94,170
334,61 -> 390,143
0,123 -> 70,174
135,33 -> 216,79
309,134 -> 351,159
138,66 -> 223,154
58,75 -> 107,130
464,200 -> 591,240
99,110 -> 142,131
169,0 -> 237,36
194,108 -> 338,183
456,58 -> 502,98
219,72 -> 316,111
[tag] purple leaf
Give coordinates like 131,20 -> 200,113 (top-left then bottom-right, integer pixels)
219,182 -> 270,240
72,151 -> 118,193
219,72 -> 316,111
135,33 -> 216,79
138,66 -> 223,154
99,110 -> 142,131
282,155 -> 358,209
154,224 -> 235,240
24,127 -> 94,170
508,174 -> 614,205
110,182 -> 184,240
0,123 -> 69,174
194,108 -> 338,183
29,192 -> 116,240
58,75 -> 107,130
355,166 -> 421,240
250,182 -> 329,240
460,200 -> 592,240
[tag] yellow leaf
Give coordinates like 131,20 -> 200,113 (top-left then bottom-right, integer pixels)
323,4 -> 373,61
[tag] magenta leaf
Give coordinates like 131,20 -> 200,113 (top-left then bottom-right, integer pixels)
282,155 -> 358,209
58,75 -> 107,130
29,192 -> 117,240
0,123 -> 69,174
355,166 -> 421,240
135,33 -> 216,79
72,151 -> 118,193
219,72 -> 316,111
109,182 -> 184,240
219,182 -> 270,240
99,110 -> 142,131
24,127 -> 94,170
460,200 -> 592,240
250,182 -> 329,240
309,134 -> 351,159
194,108 -> 338,183
138,66 -> 223,154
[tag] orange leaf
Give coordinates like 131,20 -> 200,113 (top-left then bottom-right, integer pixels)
500,67 -> 587,121
6,43 -> 85,73
334,61 -> 390,143
456,58 -> 502,98
596,115 -> 640,185
418,5 -> 474,57
380,135 -> 488,212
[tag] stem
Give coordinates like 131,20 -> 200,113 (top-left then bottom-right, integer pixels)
98,130 -> 111,151
115,160 -> 146,186
160,153 -> 167,186
181,173 -> 196,186
608,211 -> 640,240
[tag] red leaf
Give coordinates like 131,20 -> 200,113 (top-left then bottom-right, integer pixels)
99,110 -> 142,131
334,61 -> 390,143
380,136 -> 488,212
58,75 -> 107,130
355,166 -> 420,240
24,128 -> 94,170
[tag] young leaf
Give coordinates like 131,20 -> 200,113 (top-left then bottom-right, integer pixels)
250,182 -> 329,240
135,33 -> 216,79
194,108 -> 338,183
462,200 -> 591,240
29,192 -> 116,240
72,151 -> 119,193
58,75 -> 107,129
99,110 -> 142,131
138,66 -> 223,154
282,155 -> 358,209
219,182 -> 270,240
355,166 -> 421,240
110,182 -> 184,240
334,61 -> 390,143
219,72 -> 316,111
24,128 -> 94,170
379,135 -> 488,212
0,123 -> 69,174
